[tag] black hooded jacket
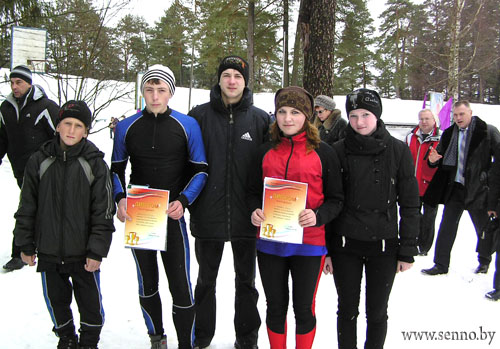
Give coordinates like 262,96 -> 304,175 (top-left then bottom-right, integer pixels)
0,85 -> 58,181
188,85 -> 272,240
14,137 -> 115,263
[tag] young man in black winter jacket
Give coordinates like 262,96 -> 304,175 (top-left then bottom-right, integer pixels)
14,101 -> 115,349
0,65 -> 59,271
188,55 -> 272,349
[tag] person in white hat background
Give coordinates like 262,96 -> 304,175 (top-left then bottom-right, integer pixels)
0,65 -> 59,271
110,64 -> 208,349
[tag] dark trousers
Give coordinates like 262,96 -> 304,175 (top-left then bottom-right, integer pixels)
332,252 -> 397,349
132,218 -> 195,349
418,198 -> 439,254
11,176 -> 23,258
41,268 -> 104,346
194,238 -> 260,347
433,185 -> 491,271
257,252 -> 324,335
494,252 -> 500,290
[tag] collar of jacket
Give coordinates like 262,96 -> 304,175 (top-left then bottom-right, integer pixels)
344,119 -> 391,155
314,109 -> 341,130
6,85 -> 47,110
412,125 -> 441,142
142,106 -> 172,119
280,130 -> 307,145
210,84 -> 253,114
440,115 -> 487,154
42,136 -> 102,162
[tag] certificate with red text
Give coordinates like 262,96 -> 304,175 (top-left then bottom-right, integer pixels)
260,177 -> 308,244
125,186 -> 169,251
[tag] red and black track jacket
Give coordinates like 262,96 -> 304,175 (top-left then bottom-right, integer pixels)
248,132 -> 343,257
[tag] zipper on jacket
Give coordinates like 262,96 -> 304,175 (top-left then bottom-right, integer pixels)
414,143 -> 422,176
284,137 -> 294,179
226,105 -> 234,239
152,116 -> 158,150
60,151 -> 67,264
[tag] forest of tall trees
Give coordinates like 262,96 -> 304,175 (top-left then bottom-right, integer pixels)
1,0 -> 500,103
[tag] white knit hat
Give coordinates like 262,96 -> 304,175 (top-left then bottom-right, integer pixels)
141,64 -> 176,96
314,95 -> 336,111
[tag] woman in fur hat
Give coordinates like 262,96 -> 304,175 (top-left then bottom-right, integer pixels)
313,95 -> 347,146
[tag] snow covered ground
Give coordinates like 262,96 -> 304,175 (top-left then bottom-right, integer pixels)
1,71 -> 500,348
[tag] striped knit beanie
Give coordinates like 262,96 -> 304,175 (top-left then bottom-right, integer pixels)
141,64 -> 176,96
10,65 -> 32,84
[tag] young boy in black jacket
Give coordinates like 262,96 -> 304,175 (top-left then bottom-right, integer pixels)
14,100 -> 115,349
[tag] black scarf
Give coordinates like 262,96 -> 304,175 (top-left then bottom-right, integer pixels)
344,119 -> 390,155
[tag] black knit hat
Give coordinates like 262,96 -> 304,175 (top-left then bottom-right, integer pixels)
275,86 -> 314,120
58,100 -> 92,129
346,88 -> 383,119
218,55 -> 249,86
10,65 -> 32,84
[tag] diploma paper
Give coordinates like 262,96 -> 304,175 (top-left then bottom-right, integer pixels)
260,177 -> 308,244
125,186 -> 169,251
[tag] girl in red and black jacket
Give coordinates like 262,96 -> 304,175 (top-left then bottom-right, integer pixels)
248,86 -> 343,349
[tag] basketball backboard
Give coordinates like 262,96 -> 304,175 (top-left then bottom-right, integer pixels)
11,26 -> 47,73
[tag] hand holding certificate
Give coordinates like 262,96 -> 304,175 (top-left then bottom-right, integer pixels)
258,177 -> 308,244
124,185 -> 170,251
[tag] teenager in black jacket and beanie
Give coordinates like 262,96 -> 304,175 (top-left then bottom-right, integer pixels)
324,88 -> 420,349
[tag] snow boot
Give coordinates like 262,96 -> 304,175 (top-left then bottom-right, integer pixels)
150,334 -> 167,349
57,334 -> 78,349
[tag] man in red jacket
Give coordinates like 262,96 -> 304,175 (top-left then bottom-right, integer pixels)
406,109 -> 441,255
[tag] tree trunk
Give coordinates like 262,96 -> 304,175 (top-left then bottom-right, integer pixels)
301,0 -> 336,97
447,0 -> 464,101
247,0 -> 255,90
283,0 -> 289,87
290,15 -> 302,86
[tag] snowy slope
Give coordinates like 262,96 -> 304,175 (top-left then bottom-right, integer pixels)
1,71 -> 499,348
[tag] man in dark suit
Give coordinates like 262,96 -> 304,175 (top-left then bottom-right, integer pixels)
422,100 -> 500,276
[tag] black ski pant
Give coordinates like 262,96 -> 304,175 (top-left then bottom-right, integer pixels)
194,238 -> 260,348
10,176 -> 23,258
41,267 -> 104,346
417,198 -> 438,254
257,251 -> 324,335
132,217 -> 195,349
332,252 -> 397,349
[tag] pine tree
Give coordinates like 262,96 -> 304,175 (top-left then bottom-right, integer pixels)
334,0 -> 375,94
376,0 -> 418,98
114,14 -> 150,81
149,0 -> 195,87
